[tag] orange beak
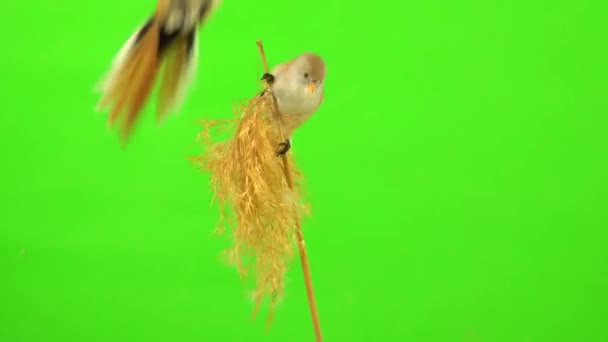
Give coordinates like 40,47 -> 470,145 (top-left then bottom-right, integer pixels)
308,81 -> 316,94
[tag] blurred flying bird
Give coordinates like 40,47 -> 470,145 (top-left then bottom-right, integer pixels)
95,0 -> 221,145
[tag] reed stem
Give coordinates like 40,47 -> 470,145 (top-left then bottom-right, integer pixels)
256,40 -> 323,342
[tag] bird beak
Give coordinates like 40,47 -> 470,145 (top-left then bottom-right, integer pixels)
308,81 -> 317,94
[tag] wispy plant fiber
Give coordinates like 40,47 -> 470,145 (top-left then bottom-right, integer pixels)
191,92 -> 309,325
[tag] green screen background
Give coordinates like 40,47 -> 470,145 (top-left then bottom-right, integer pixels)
1,1 -> 607,341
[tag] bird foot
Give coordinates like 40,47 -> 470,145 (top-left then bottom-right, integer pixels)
261,73 -> 275,84
276,139 -> 291,156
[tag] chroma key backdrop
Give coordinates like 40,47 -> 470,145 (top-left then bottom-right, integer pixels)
1,1 -> 607,341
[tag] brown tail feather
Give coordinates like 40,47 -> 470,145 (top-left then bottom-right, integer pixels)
97,53 -> 141,116
97,20 -> 153,120
96,19 -> 161,145
119,21 -> 161,143
97,18 -> 161,145
107,46 -> 149,126
157,35 -> 188,123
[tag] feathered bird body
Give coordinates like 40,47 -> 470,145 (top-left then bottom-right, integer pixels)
263,53 -> 326,153
95,0 -> 221,145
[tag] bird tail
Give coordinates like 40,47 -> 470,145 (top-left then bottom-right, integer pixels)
95,0 -> 220,145
95,17 -> 163,145
156,0 -> 224,123
156,30 -> 198,124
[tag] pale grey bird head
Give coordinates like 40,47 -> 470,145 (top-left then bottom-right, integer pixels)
289,53 -> 326,95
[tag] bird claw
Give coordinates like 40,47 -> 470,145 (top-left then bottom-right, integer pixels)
276,139 -> 291,156
261,73 -> 275,84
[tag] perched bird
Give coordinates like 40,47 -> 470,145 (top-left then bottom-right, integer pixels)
261,52 -> 326,155
95,0 -> 221,145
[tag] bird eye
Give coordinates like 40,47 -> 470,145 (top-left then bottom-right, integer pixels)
304,72 -> 309,78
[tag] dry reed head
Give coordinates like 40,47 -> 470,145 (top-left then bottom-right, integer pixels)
190,92 -> 309,326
